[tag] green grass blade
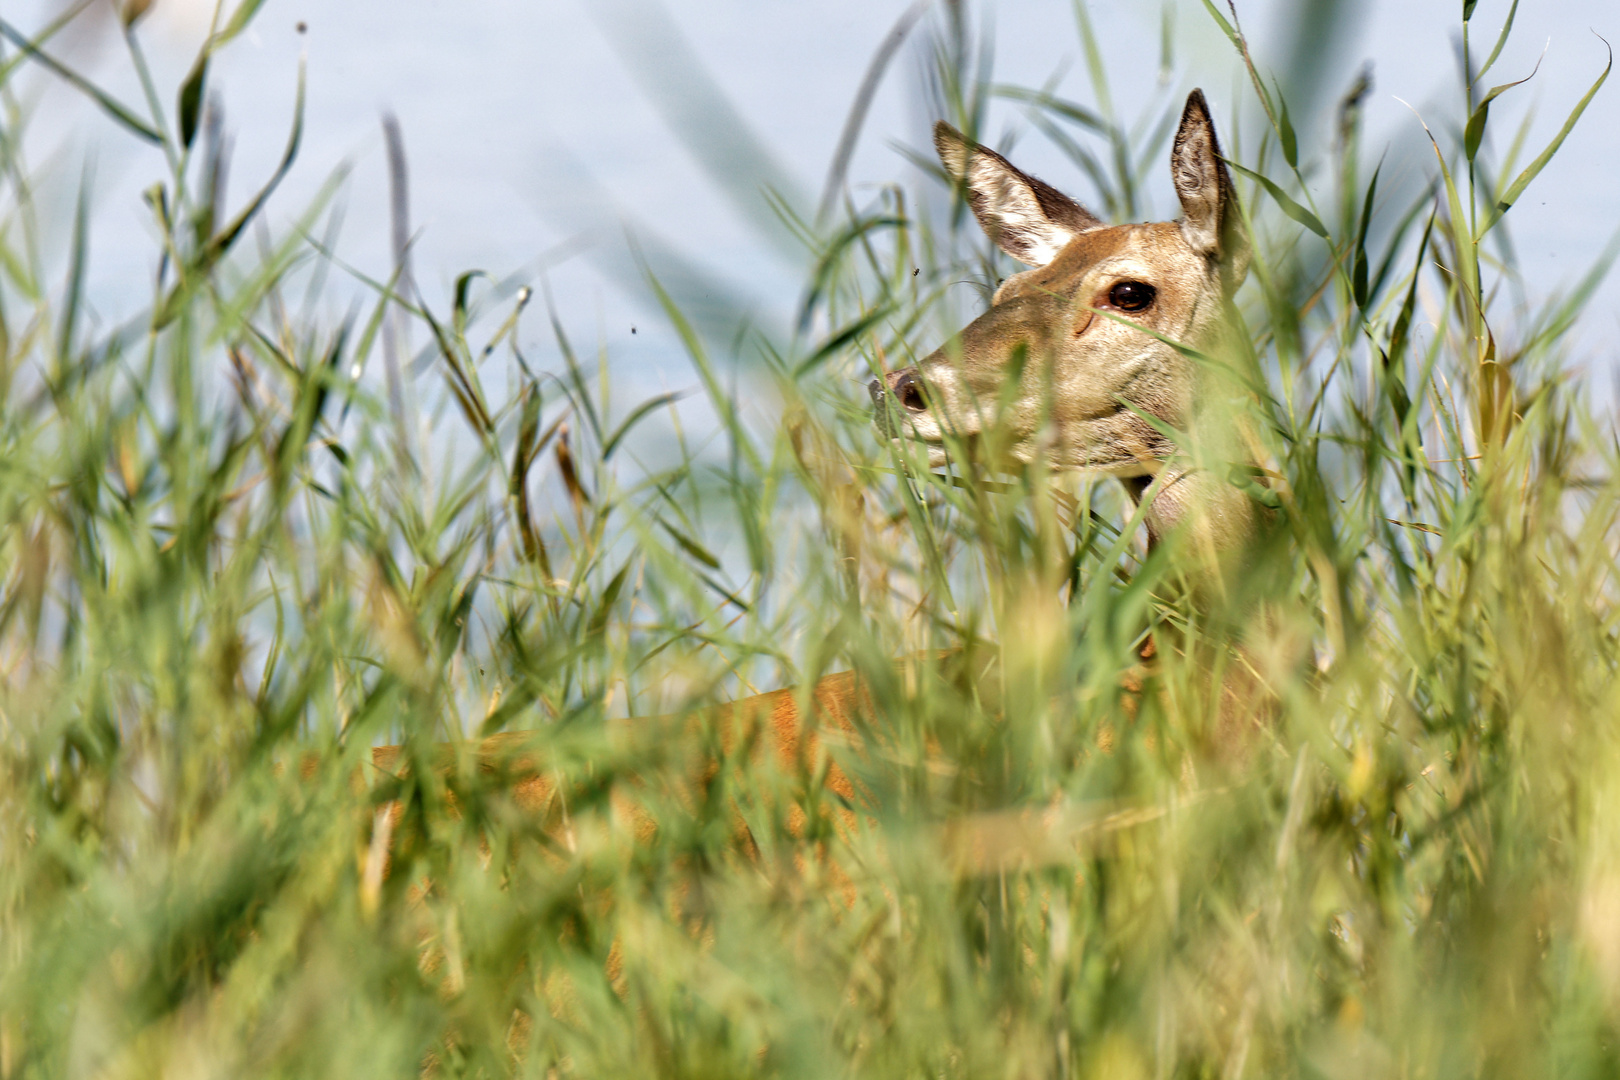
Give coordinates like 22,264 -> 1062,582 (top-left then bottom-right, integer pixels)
1474,0 -> 1521,82
1464,54 -> 1541,163
0,17 -> 162,144
177,54 -> 207,150
602,392 -> 687,461
1479,37 -> 1611,239
1224,158 -> 1329,238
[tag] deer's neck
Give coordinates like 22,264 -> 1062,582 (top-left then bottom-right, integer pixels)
1122,464 -> 1259,557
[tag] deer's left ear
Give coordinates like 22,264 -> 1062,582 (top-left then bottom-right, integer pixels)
1172,90 -> 1248,281
935,121 -> 1102,267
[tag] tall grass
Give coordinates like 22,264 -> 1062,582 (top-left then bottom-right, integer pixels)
1,1 -> 1618,1076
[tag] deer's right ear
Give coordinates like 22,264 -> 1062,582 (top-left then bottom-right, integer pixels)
934,122 -> 1101,267
1171,89 -> 1248,282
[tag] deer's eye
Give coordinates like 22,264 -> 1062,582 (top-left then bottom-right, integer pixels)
1108,281 -> 1156,312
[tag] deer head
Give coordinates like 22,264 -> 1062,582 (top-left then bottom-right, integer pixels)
872,90 -> 1256,552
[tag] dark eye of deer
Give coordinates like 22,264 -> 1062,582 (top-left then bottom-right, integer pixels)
1108,281 -> 1156,312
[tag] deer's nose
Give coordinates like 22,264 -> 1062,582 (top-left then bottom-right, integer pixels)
891,372 -> 927,412
872,369 -> 928,413
869,370 -> 928,438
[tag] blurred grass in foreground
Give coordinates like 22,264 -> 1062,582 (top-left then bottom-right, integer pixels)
2,1 -> 1619,1077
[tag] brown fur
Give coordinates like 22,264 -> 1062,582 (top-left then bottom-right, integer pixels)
880,89 -> 1255,557
368,90 -> 1266,885
365,651 -> 1155,883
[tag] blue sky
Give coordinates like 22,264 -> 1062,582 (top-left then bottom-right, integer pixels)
11,0 -> 1619,390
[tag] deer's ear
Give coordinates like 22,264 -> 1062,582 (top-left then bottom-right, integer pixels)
1171,90 -> 1248,279
934,122 -> 1101,267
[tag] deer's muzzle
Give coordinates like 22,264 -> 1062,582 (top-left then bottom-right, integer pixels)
869,369 -> 928,439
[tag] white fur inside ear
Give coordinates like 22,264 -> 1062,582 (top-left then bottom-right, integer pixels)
968,158 -> 1076,266
1179,216 -> 1220,257
935,122 -> 1095,267
1173,122 -> 1222,256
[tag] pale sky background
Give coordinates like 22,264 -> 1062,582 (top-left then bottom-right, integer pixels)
8,0 -> 1619,398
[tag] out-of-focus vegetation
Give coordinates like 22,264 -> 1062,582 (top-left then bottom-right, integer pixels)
1,1 -> 1618,1076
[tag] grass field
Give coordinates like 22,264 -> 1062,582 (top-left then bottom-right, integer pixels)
2,1 -> 1619,1076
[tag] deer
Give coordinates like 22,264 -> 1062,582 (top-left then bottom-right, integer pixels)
367,89 -> 1265,884
872,88 -> 1257,567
